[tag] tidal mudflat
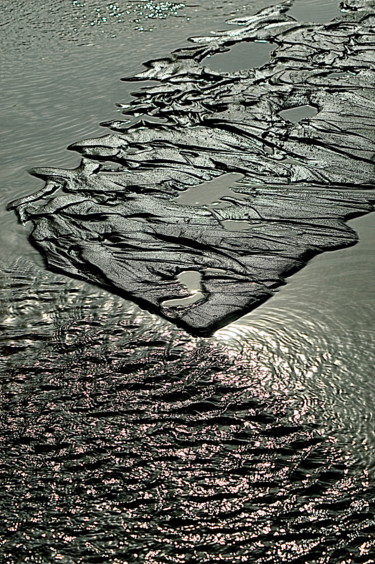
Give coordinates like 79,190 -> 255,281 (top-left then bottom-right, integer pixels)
1,1 -> 374,562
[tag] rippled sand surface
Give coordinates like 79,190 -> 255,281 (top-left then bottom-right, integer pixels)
0,1 -> 374,562
1,259 -> 374,562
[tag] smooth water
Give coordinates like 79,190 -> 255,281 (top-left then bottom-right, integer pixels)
0,0 -> 374,562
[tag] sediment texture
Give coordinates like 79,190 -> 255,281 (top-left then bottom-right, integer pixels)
0,260 -> 374,563
10,0 -> 375,334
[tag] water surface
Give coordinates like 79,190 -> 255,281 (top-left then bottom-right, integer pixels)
0,0 -> 374,562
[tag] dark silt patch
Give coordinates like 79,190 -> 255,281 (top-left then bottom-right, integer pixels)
8,0 -> 375,336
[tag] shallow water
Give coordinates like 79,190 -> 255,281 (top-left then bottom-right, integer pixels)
202,41 -> 275,72
1,0 -> 374,562
217,212 -> 375,469
290,0 -> 342,21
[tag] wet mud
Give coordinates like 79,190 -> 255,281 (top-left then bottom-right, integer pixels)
9,0 -> 375,335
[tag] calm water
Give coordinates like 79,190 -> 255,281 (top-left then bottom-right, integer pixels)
0,0 -> 374,562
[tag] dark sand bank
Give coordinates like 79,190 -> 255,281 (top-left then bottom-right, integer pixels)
9,0 -> 375,334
